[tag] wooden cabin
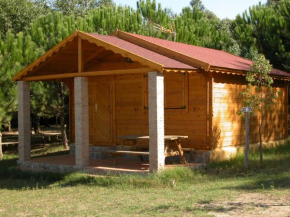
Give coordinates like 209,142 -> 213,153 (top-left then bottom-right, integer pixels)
13,30 -> 290,172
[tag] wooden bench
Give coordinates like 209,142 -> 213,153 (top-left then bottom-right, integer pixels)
90,135 -> 189,166
117,135 -> 189,164
2,142 -> 19,146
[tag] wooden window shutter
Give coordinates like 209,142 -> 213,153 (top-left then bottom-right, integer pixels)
143,72 -> 188,110
164,72 -> 187,109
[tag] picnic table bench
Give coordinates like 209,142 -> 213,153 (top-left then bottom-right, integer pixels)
91,135 -> 189,165
2,142 -> 19,146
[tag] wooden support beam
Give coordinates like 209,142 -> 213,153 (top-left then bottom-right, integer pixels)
67,47 -> 108,73
78,37 -> 84,73
85,47 -> 106,63
21,68 -> 151,81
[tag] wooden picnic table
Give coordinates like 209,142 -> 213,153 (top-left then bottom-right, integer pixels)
116,135 -> 189,164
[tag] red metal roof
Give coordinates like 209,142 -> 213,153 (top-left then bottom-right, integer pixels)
88,34 -> 195,70
89,32 -> 290,77
128,33 -> 290,77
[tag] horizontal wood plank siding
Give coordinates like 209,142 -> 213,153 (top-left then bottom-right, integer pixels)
212,73 -> 287,148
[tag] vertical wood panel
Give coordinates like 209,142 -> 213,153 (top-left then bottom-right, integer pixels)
164,72 -> 186,109
93,81 -> 113,143
208,72 -> 213,149
70,72 -> 208,149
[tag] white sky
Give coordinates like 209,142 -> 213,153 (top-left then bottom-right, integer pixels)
113,0 -> 267,19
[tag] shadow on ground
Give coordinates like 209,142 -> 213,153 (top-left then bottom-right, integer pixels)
1,140 -> 290,191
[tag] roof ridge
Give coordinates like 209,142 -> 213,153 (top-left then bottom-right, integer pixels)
126,32 -> 290,75
115,30 -> 210,71
127,32 -> 232,53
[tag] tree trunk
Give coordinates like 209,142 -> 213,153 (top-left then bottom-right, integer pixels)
0,132 -> 3,160
60,83 -> 68,150
245,112 -> 250,170
259,103 -> 264,168
7,121 -> 12,132
259,116 -> 263,168
33,115 -> 40,135
60,114 -> 68,150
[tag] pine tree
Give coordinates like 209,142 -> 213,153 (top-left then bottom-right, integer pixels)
232,0 -> 290,71
241,55 -> 280,168
0,31 -> 20,159
190,0 -> 205,11
31,82 -> 69,149
52,0 -> 115,17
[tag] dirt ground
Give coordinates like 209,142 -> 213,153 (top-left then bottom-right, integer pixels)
199,192 -> 290,217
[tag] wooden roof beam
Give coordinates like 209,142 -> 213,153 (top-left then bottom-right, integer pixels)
78,37 -> 84,73
67,47 -> 107,73
21,68 -> 151,81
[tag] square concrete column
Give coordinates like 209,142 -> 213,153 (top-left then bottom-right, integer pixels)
18,81 -> 31,163
148,71 -> 165,172
74,77 -> 89,168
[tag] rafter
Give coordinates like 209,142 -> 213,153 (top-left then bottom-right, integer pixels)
66,47 -> 109,73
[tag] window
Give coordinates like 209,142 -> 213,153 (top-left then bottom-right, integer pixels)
143,72 -> 188,109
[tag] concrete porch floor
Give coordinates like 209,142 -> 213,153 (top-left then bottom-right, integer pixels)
19,154 -> 205,174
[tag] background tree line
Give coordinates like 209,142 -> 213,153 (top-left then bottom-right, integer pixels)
0,0 -> 289,157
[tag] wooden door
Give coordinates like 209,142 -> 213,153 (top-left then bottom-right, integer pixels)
91,79 -> 115,145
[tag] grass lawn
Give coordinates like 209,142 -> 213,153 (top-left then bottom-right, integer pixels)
1,141 -> 290,216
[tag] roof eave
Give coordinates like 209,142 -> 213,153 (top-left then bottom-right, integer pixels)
13,31 -> 79,81
210,66 -> 290,81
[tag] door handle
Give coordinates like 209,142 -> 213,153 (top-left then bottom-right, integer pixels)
95,104 -> 98,111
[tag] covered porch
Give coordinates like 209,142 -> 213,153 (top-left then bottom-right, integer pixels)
14,30 -> 208,173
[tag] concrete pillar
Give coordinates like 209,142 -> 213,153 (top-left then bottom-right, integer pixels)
148,71 -> 165,172
18,81 -> 31,163
74,77 -> 89,168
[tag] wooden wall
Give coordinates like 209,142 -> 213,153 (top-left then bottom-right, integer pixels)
212,73 -> 288,148
69,71 -> 208,149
